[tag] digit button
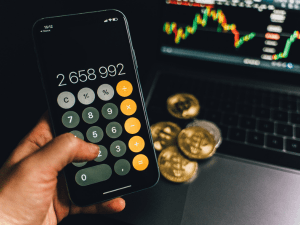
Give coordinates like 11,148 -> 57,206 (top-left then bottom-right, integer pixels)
62,111 -> 80,128
106,122 -> 122,138
102,103 -> 118,120
82,107 -> 99,124
86,126 -> 104,143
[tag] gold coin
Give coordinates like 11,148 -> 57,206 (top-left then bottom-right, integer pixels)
158,146 -> 198,183
167,93 -> 200,119
178,127 -> 216,160
151,122 -> 181,151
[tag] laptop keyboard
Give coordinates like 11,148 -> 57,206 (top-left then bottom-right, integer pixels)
147,73 -> 300,170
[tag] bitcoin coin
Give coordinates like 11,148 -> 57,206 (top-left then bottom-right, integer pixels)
186,120 -> 222,149
158,146 -> 198,183
178,127 -> 216,160
151,122 -> 181,151
167,93 -> 200,119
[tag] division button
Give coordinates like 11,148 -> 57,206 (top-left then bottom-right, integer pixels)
102,103 -> 118,120
70,130 -> 84,140
82,107 -> 100,124
97,84 -> 114,101
114,159 -> 131,176
57,91 -> 75,109
75,164 -> 112,186
72,161 -> 87,167
86,126 -> 104,143
120,99 -> 137,116
132,154 -> 149,171
94,145 -> 108,162
78,87 -> 95,105
129,136 -> 145,153
124,117 -> 141,134
62,111 -> 80,128
116,80 -> 133,97
106,122 -> 122,138
110,140 -> 127,157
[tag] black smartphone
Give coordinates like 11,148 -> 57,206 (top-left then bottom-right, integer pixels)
32,9 -> 160,206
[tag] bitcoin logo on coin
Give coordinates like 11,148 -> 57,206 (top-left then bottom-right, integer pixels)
158,146 -> 198,183
151,122 -> 181,151
178,127 -> 216,160
167,93 -> 200,119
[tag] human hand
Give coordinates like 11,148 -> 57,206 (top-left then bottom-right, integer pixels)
0,112 -> 125,225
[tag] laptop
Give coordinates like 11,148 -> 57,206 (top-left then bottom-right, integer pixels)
102,0 -> 300,224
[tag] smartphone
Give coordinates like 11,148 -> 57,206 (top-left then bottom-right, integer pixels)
32,9 -> 160,206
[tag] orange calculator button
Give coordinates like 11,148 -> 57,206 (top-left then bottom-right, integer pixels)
120,99 -> 137,116
132,154 -> 149,171
124,117 -> 141,134
116,80 -> 133,97
129,136 -> 145,153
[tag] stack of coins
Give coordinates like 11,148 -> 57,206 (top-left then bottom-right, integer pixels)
151,93 -> 222,183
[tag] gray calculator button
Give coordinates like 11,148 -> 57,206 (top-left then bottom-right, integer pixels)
114,159 -> 130,176
75,164 -> 112,186
106,122 -> 122,138
78,87 -> 95,105
97,84 -> 114,101
57,91 -> 75,109
82,107 -> 99,124
86,126 -> 104,143
62,111 -> 80,128
110,140 -> 126,157
102,103 -> 118,120
94,145 -> 108,162
70,130 -> 84,140
72,162 -> 87,167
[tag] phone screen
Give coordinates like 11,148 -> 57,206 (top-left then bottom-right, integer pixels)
33,10 -> 159,206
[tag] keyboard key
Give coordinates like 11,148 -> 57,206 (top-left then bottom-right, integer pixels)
229,128 -> 246,142
295,127 -> 300,138
291,113 -> 300,124
266,135 -> 283,150
272,110 -> 288,122
236,104 -> 253,116
254,107 -> 270,119
220,101 -> 236,113
240,116 -> 256,129
222,113 -> 238,126
247,131 -> 264,146
257,120 -> 274,133
262,97 -> 279,108
219,124 -> 229,139
280,99 -> 297,111
245,95 -> 262,106
285,139 -> 300,153
205,98 -> 220,110
205,110 -> 222,124
276,123 -> 293,137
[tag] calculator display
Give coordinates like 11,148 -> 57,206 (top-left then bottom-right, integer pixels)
33,10 -> 159,206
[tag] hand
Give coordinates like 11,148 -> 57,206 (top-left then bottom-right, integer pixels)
0,112 -> 125,225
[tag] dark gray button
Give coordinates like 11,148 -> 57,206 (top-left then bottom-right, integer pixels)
86,126 -> 104,143
75,164 -> 112,186
62,111 -> 80,128
70,130 -> 84,140
78,87 -> 95,105
102,103 -> 118,120
57,91 -> 75,109
106,122 -> 122,138
94,145 -> 108,162
114,159 -> 130,176
82,107 -> 100,124
110,140 -> 126,157
72,162 -> 87,167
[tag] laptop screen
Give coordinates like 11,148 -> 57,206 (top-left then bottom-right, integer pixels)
160,0 -> 300,75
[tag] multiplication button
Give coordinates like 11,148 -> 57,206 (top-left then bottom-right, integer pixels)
102,103 -> 118,120
97,84 -> 114,101
78,88 -> 95,105
114,159 -> 131,176
106,122 -> 122,138
62,111 -> 80,128
120,99 -> 137,116
86,126 -> 104,143
57,91 -> 75,109
110,140 -> 126,157
82,107 -> 99,124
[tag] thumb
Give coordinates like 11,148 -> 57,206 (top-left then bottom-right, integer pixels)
25,133 -> 99,176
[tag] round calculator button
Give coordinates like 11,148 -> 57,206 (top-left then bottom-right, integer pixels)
57,91 -> 75,109
97,84 -> 114,101
70,130 -> 84,140
114,159 -> 131,176
62,111 -> 80,128
102,103 -> 118,120
106,122 -> 122,138
72,162 -> 87,167
94,145 -> 108,162
78,87 -> 95,105
116,80 -> 133,97
132,154 -> 149,171
82,107 -> 100,124
129,136 -> 145,153
86,126 -> 104,143
110,140 -> 126,157
120,99 -> 137,116
124,117 -> 141,134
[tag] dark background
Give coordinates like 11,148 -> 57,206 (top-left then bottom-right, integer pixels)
1,1 -> 160,224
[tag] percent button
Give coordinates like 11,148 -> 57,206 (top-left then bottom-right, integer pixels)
97,84 -> 114,101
